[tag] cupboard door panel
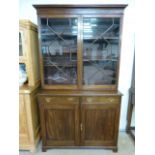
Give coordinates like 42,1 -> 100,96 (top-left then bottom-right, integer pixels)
81,99 -> 120,146
45,109 -> 75,141
39,99 -> 80,146
19,94 -> 29,144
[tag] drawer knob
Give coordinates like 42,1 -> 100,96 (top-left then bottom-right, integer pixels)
45,98 -> 51,103
109,98 -> 114,102
68,98 -> 73,101
87,98 -> 92,102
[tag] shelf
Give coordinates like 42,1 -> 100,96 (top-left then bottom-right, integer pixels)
83,58 -> 118,62
43,57 -> 117,63
44,79 -> 77,85
43,59 -> 77,67
41,32 -> 77,37
44,64 -> 77,67
83,37 -> 119,40
43,57 -> 77,60
42,52 -> 77,55
41,34 -> 118,40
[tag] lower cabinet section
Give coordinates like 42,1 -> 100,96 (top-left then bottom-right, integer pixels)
19,94 -> 30,146
19,88 -> 40,152
38,93 -> 121,152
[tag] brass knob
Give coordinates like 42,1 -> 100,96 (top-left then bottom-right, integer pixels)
87,98 -> 92,102
109,98 -> 114,102
68,97 -> 73,101
45,97 -> 51,103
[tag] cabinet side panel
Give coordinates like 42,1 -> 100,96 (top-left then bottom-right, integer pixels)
19,94 -> 29,147
30,90 -> 40,143
31,30 -> 40,84
28,29 -> 40,86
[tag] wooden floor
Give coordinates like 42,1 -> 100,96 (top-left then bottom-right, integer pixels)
19,132 -> 135,155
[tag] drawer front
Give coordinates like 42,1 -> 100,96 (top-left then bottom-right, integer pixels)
38,96 -> 79,104
82,96 -> 120,104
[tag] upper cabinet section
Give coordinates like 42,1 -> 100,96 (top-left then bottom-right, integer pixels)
34,5 -> 127,90
19,20 -> 40,87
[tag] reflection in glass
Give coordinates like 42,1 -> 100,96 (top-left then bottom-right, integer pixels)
19,63 -> 27,86
83,18 -> 120,85
19,32 -> 23,56
40,18 -> 78,85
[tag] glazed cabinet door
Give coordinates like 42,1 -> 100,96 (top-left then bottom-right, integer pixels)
38,96 -> 80,147
81,96 -> 121,147
82,17 -> 121,90
39,17 -> 79,89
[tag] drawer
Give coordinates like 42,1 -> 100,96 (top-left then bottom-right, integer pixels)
82,96 -> 120,103
38,96 -> 79,104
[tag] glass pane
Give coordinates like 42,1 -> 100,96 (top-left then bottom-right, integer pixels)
83,18 -> 120,85
19,63 -> 26,72
40,18 -> 78,85
19,63 -> 27,86
19,32 -> 23,56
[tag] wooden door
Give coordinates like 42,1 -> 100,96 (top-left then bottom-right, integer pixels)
81,16 -> 122,91
19,94 -> 29,145
39,96 -> 80,147
38,16 -> 80,90
81,96 -> 120,147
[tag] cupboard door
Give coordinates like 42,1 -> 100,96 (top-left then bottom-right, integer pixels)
39,97 -> 80,146
82,17 -> 120,89
81,97 -> 120,146
39,17 -> 78,88
19,94 -> 29,145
